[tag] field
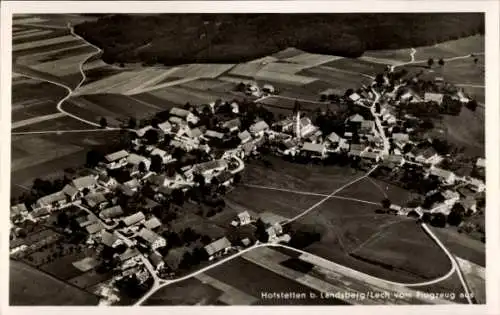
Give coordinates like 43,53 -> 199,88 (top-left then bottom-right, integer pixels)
455,257 -> 485,304
430,227 -> 485,267
10,260 -> 99,305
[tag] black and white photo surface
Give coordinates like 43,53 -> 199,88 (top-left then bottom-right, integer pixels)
3,2 -> 498,310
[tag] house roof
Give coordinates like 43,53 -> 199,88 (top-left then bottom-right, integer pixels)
238,211 -> 251,221
100,230 -> 120,247
249,120 -> 269,133
37,191 -> 66,206
169,116 -> 186,125
383,154 -> 404,163
348,114 -> 364,123
222,118 -> 241,130
424,92 -> 444,104
123,212 -> 146,226
100,205 -> 124,220
360,151 -> 380,159
392,133 -> 410,142
151,148 -> 168,158
326,132 -> 341,143
302,142 -> 325,154
273,119 -> 294,128
188,127 -> 203,138
85,222 -> 104,234
360,120 -> 374,129
127,153 -> 148,165
204,237 -> 232,256
62,184 -> 78,197
84,193 -> 107,207
442,190 -> 460,200
430,167 -> 455,179
137,228 -> 164,245
349,93 -> 361,102
170,107 -> 191,118
158,121 -> 172,132
72,175 -> 97,190
124,178 -> 140,189
300,117 -> 312,128
31,207 -> 50,218
238,130 -> 251,141
350,144 -> 367,152
118,248 -> 140,262
105,150 -> 129,162
476,158 -> 486,168
205,130 -> 225,139
143,216 -> 162,230
460,197 -> 477,209
11,203 -> 27,215
194,159 -> 227,174
149,252 -> 164,268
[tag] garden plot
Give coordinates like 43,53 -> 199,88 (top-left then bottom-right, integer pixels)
13,34 -> 77,52
13,29 -> 54,41
283,52 -> 343,67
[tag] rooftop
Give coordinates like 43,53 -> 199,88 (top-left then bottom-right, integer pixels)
204,237 -> 232,256
105,150 -> 129,163
122,212 -> 146,226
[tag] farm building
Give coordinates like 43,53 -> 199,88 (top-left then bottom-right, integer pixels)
215,171 -> 234,187
238,211 -> 252,226
205,130 -> 225,140
221,118 -> 241,132
151,148 -> 173,164
301,142 -> 326,158
143,216 -> 162,230
149,252 -> 165,271
126,153 -> 151,171
104,150 -> 129,169
193,159 -> 228,179
118,248 -> 141,263
412,147 -> 443,165
428,167 -> 456,185
249,120 -> 269,137
137,228 -> 166,250
360,120 -> 376,134
100,230 -> 120,248
169,107 -> 199,124
204,237 -> 232,260
100,205 -> 124,221
84,192 -> 108,209
72,175 -> 98,191
382,154 -> 405,167
273,118 -> 294,133
238,130 -> 252,144
62,184 -> 79,200
424,92 -> 444,105
158,121 -> 172,133
122,212 -> 146,226
85,222 -> 105,235
360,150 -> 381,162
35,191 -> 67,209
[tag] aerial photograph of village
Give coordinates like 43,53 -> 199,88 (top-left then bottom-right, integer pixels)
9,12 -> 486,306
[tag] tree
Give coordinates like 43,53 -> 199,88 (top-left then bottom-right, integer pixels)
128,117 -> 137,129
430,213 -> 447,228
86,150 -> 102,168
375,73 -> 384,86
150,155 -> 163,173
466,99 -> 478,111
381,198 -> 391,209
233,173 -> 242,184
99,117 -> 107,128
474,58 -> 479,64
438,58 -> 445,66
138,161 -> 147,173
172,189 -> 184,206
200,235 -> 212,245
375,103 -> 381,113
427,58 -> 434,68
144,129 -> 159,144
192,246 -> 209,262
447,203 -> 465,226
179,251 -> 193,269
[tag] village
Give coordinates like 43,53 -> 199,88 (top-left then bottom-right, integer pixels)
9,62 -> 486,305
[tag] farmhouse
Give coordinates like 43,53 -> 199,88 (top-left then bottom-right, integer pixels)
238,130 -> 252,144
137,228 -> 166,250
424,92 -> 444,105
205,130 -> 225,140
100,230 -> 120,248
150,148 -> 173,164
143,216 -> 162,230
301,142 -> 326,158
122,212 -> 146,227
126,153 -> 151,172
221,118 -> 241,132
100,205 -> 124,221
124,178 -> 140,191
104,150 -> 129,169
249,120 -> 269,137
476,158 -> 485,169
349,92 -> 361,103
326,132 -> 342,144
466,177 -> 486,193
36,191 -> 67,209
72,175 -> 98,191
149,252 -> 165,271
392,133 -> 410,143
118,248 -> 141,263
382,154 -> 405,167
84,192 -> 108,209
413,147 -> 443,165
273,118 -> 294,133
169,107 -> 199,124
204,237 -> 232,260
137,125 -> 154,138
158,121 -> 172,133
360,150 -> 380,162
193,159 -> 228,179
237,211 -> 252,226
460,197 -> 477,214
86,222 -> 105,235
360,120 -> 376,134
10,203 -> 27,219
62,184 -> 79,200
428,167 -> 456,185
31,207 -> 51,219
382,113 -> 397,124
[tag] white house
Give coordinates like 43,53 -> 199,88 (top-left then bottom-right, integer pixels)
424,92 -> 444,106
193,159 -> 228,181
158,121 -> 172,133
137,228 -> 166,250
35,191 -> 67,210
72,175 -> 98,191
301,142 -> 326,159
237,211 -> 252,226
204,237 -> 232,260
